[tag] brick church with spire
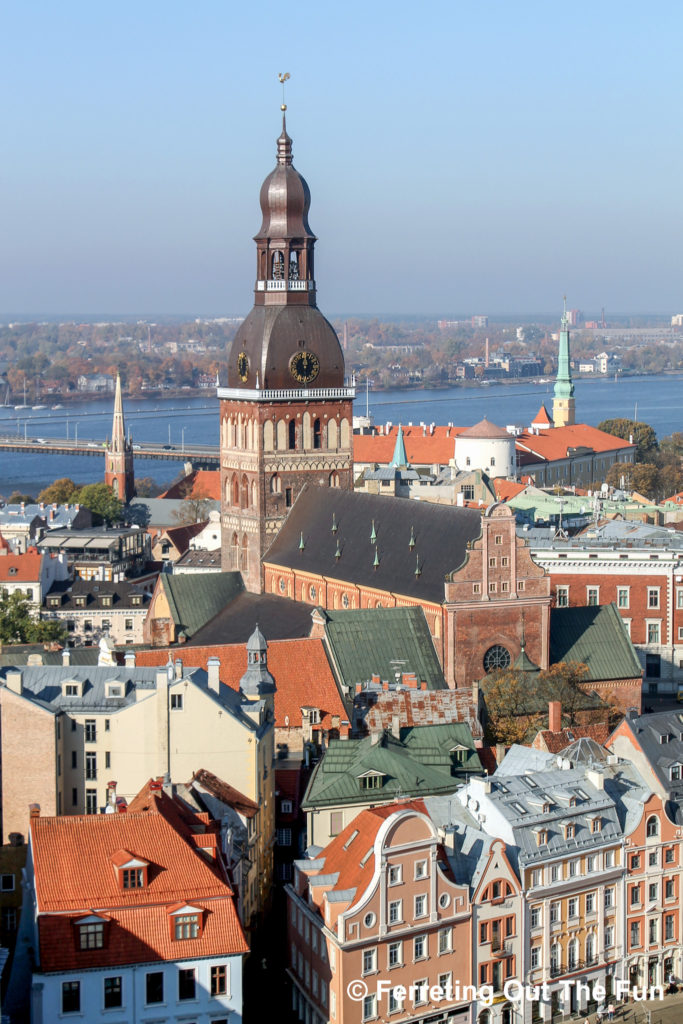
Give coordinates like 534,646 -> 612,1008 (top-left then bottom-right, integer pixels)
105,373 -> 135,503
217,110 -> 355,592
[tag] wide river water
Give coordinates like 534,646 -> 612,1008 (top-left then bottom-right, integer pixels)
0,373 -> 681,496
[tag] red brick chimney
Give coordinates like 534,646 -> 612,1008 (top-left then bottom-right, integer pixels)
548,701 -> 562,733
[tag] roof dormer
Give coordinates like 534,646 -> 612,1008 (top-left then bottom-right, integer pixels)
62,679 -> 84,698
105,680 -> 125,699
74,911 -> 110,951
111,849 -> 149,890
357,769 -> 385,791
167,902 -> 205,941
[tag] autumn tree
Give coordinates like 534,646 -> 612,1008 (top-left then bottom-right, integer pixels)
37,478 -> 79,504
536,662 -> 590,725
597,418 -> 658,461
482,669 -> 543,745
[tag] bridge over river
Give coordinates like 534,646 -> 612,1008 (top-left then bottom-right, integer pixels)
0,435 -> 220,468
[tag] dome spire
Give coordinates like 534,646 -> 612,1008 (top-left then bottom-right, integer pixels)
277,72 -> 292,165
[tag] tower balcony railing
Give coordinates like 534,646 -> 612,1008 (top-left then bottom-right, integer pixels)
256,279 -> 315,292
217,385 -> 356,402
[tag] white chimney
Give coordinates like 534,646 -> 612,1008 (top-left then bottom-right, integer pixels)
207,657 -> 220,693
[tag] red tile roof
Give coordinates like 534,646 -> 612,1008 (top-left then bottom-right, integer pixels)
363,690 -> 483,740
190,769 -> 259,819
310,800 -> 427,907
31,781 -> 248,972
0,533 -> 10,552
515,423 -> 635,461
531,404 -> 552,425
160,469 -> 221,501
353,425 -> 460,466
664,492 -> 683,505
135,638 -> 347,732
493,478 -> 528,502
534,722 -> 611,754
459,417 -> 510,439
0,548 -> 42,582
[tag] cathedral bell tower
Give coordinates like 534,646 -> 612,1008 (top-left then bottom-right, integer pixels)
105,373 -> 135,503
218,107 -> 355,592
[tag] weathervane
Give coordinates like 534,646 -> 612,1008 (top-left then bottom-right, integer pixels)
278,72 -> 290,111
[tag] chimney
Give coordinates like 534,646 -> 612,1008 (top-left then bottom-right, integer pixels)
548,701 -> 562,733
8,832 -> 23,847
61,648 -> 71,666
495,742 -> 506,765
29,803 -> 41,819
586,768 -> 604,790
355,683 -> 362,694
339,722 -> 350,740
371,673 -> 380,685
402,672 -> 417,688
5,670 -> 23,695
382,681 -> 389,691
207,657 -> 220,693
124,650 -> 136,668
472,680 -> 480,705
391,714 -> 401,739
174,659 -> 183,681
420,681 -> 428,691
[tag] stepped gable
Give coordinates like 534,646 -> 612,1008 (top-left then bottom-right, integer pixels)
263,485 -> 482,603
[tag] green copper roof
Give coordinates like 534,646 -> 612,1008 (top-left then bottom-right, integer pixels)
160,571 -> 243,638
390,424 -> 409,467
302,724 -> 482,810
554,301 -> 575,401
549,602 -> 643,681
322,607 -> 446,691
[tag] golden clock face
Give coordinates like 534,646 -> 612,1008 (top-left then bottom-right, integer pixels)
289,350 -> 320,385
237,351 -> 249,382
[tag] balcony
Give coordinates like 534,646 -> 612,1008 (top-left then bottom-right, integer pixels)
256,279 -> 315,292
217,385 -> 356,402
492,939 -> 513,957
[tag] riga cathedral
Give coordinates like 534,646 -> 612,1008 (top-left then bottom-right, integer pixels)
217,112 -> 355,591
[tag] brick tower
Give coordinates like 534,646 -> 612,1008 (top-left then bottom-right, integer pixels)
105,373 -> 135,503
218,110 -> 355,591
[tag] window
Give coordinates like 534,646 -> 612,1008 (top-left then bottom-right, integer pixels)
501,556 -> 509,566
531,907 -> 540,928
170,693 -> 183,710
85,752 -> 97,780
531,869 -> 541,887
647,622 -> 661,644
649,883 -> 659,903
281,799 -> 293,814
104,976 -> 122,1009
646,653 -> 661,677
211,964 -> 227,996
605,850 -> 614,868
617,587 -> 629,608
62,981 -> 80,1013
414,934 -> 427,960
649,919 -> 658,944
531,946 -> 540,969
666,879 -> 675,899
71,750 -> 77,769
586,892 -> 595,914
363,948 -> 377,975
631,885 -> 641,906
480,921 -> 488,943
483,644 -> 511,671
414,894 -> 427,918
388,865 -> 402,885
414,860 -> 427,880
79,922 -> 104,949
649,850 -> 659,867
363,993 -> 377,1021
124,618 -> 133,631
666,848 -> 676,864
604,888 -> 614,909
666,915 -> 674,941
550,902 -> 560,923
438,927 -> 452,953
178,968 -> 196,1000
285,487 -> 293,508
277,829 -> 292,846
388,900 -> 402,924
672,765 -> 681,781
388,941 -> 401,968
330,811 -> 343,836
587,587 -> 599,606
146,972 -> 163,1004
631,854 -> 641,869
568,898 -> 578,918
489,557 -> 496,568
586,932 -> 596,963
105,752 -> 111,769
85,719 -> 96,742
556,586 -> 569,607
0,874 -> 14,893
604,925 -> 614,948
72,787 -> 78,807
85,789 -> 97,814
587,854 -> 596,871
473,582 -> 481,594
551,864 -> 560,882
568,939 -> 578,970
646,816 -> 659,838
175,913 -> 200,940
648,587 -> 660,608
1,907 -> 16,931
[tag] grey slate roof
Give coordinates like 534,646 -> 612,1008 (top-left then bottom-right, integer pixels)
159,572 -> 244,639
550,603 -> 643,681
189,591 -> 316,646
617,710 -> 683,820
263,485 -> 482,604
321,607 -> 446,691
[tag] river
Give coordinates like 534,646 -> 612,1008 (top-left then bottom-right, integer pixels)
0,373 -> 681,497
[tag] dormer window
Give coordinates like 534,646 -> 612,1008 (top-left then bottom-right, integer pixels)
591,817 -> 602,833
169,904 -> 204,941
569,796 -> 578,807
542,802 -> 552,814
671,764 -> 682,781
564,823 -> 576,840
76,914 -> 108,950
536,829 -> 548,847
358,770 -> 384,791
111,850 -> 149,890
75,596 -> 87,608
101,595 -> 112,607
105,681 -> 124,699
48,596 -> 61,608
131,594 -> 142,606
62,680 -> 84,698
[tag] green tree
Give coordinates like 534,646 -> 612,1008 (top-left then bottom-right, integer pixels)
37,478 -> 79,504
0,591 -> 67,644
74,483 -> 123,524
597,418 -> 658,461
7,491 -> 35,504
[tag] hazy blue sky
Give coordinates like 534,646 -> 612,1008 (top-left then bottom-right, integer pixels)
2,1 -> 681,317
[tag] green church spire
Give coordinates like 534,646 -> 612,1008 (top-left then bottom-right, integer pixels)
390,424 -> 408,468
552,296 -> 576,427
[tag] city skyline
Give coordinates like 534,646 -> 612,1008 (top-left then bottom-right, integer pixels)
2,1 -> 682,316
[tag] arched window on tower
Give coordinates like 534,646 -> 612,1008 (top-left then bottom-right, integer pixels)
288,251 -> 299,280
231,532 -> 239,570
270,474 -> 282,494
241,474 -> 249,508
240,535 -> 249,572
329,471 -> 340,488
288,420 -> 296,450
231,473 -> 239,506
112,478 -> 119,498
313,418 -> 322,450
272,250 -> 284,280
251,481 -> 257,506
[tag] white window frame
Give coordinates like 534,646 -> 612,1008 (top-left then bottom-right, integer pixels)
646,619 -> 661,645
617,586 -> 630,609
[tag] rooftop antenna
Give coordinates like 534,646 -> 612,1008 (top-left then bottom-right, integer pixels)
278,71 -> 290,111
553,497 -> 568,540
